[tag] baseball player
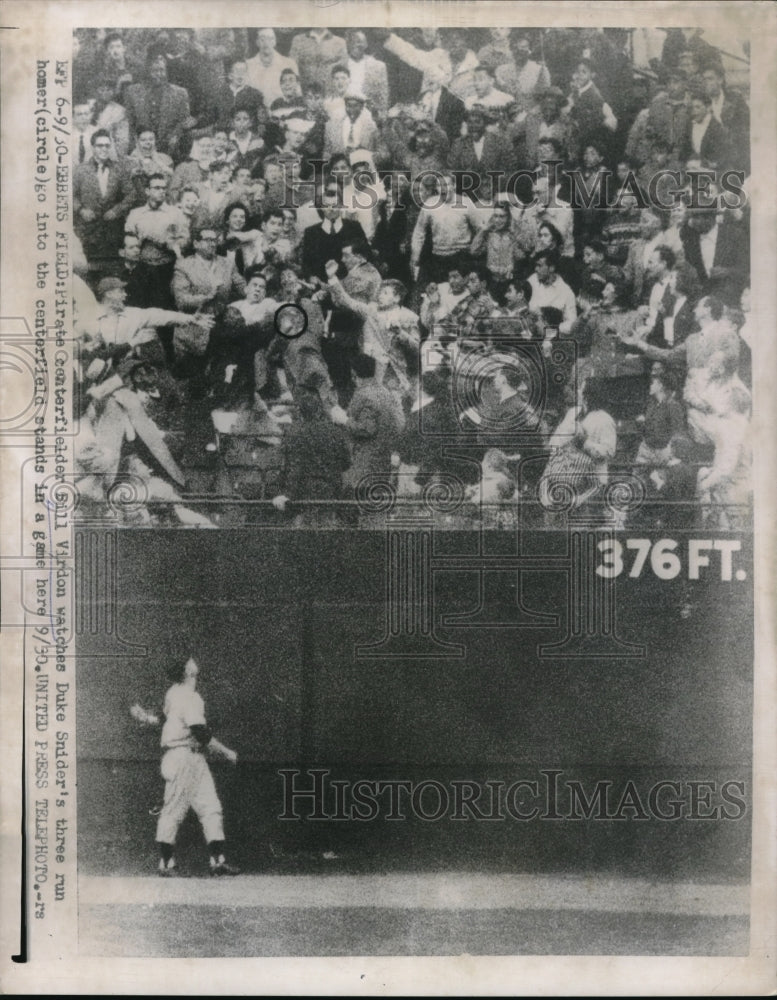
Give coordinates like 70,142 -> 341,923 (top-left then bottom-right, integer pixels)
131,656 -> 240,877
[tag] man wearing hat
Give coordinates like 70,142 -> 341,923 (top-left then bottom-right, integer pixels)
89,275 -> 214,359
449,108 -> 516,202
323,87 -> 378,159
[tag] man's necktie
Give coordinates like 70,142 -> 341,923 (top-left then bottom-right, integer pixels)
79,134 -> 85,163
347,122 -> 355,147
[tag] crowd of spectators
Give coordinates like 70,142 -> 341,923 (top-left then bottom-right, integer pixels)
71,26 -> 752,529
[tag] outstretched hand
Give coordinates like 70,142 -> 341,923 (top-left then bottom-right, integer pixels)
193,312 -> 216,331
130,703 -> 159,726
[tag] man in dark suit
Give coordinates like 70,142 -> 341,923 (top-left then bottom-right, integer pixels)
124,50 -> 194,157
209,58 -> 266,130
417,62 -> 466,142
164,29 -> 212,127
678,93 -> 729,167
680,208 -> 749,304
301,184 -> 369,400
73,129 -> 137,277
107,233 -> 147,307
449,108 -> 515,202
656,265 -> 701,349
701,65 -> 750,170
472,357 -> 545,450
300,184 -> 368,282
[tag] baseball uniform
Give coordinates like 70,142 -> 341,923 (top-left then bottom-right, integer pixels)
156,681 -> 225,850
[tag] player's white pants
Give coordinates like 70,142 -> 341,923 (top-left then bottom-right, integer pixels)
156,746 -> 225,845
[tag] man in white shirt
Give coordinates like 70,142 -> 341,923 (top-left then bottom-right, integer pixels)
699,217 -> 720,274
689,95 -> 712,158
325,260 -> 420,395
444,29 -> 481,102
245,28 -> 298,108
496,34 -> 551,113
418,63 -> 446,121
464,65 -> 514,112
565,58 -> 618,136
527,250 -> 577,334
345,29 -> 389,122
343,150 -> 386,241
324,64 -> 351,122
125,173 -> 190,330
410,173 -> 486,283
419,267 -> 472,332
243,208 -> 295,270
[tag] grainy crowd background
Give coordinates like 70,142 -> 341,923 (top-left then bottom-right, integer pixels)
70,26 -> 751,529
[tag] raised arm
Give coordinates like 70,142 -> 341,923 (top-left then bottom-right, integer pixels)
325,262 -> 373,320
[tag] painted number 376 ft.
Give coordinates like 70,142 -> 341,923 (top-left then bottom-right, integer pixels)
595,539 -> 746,581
